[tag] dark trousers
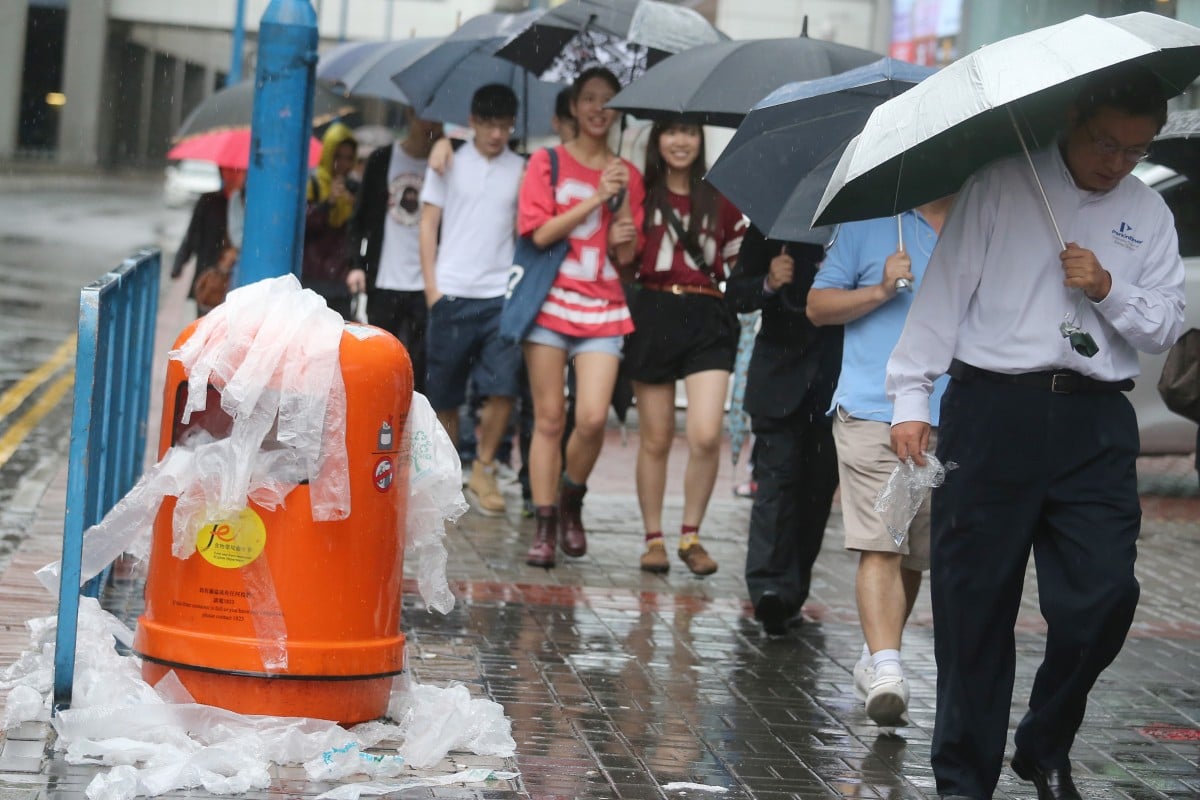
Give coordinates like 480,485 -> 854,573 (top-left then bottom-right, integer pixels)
368,289 -> 427,395
743,397 -> 839,614
930,378 -> 1141,799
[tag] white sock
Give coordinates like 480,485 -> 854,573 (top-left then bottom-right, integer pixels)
860,643 -> 871,662
871,649 -> 903,679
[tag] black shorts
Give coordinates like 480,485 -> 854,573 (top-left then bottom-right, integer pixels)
623,288 -> 738,384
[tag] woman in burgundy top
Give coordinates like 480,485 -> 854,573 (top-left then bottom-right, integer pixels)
624,118 -> 746,576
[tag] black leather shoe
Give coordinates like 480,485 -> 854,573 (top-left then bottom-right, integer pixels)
1011,751 -> 1081,800
754,591 -> 790,636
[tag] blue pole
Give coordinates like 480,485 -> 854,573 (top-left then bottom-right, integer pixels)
230,0 -> 248,83
240,0 -> 318,286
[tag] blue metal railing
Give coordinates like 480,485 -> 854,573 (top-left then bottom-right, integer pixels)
53,249 -> 161,712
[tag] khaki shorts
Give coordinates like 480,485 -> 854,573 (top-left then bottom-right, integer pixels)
832,410 -> 935,572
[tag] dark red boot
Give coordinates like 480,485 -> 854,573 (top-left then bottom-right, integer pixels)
525,509 -> 558,567
558,479 -> 587,557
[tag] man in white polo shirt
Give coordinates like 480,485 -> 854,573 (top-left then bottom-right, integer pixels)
419,84 -> 525,516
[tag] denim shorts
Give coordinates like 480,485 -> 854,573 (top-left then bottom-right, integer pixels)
524,324 -> 624,359
425,295 -> 522,410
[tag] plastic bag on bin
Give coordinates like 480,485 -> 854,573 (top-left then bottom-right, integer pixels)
873,452 -> 956,547
403,393 -> 468,615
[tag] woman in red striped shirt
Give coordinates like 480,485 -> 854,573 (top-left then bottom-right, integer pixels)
517,67 -> 646,568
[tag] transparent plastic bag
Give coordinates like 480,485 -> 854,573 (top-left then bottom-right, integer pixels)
402,393 -> 467,615
385,674 -> 515,769
873,453 -> 957,547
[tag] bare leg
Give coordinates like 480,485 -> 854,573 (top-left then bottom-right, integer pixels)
681,370 -> 730,528
857,550 -> 909,653
633,381 -> 675,534
523,343 -> 568,506
562,351 -> 620,484
476,396 -> 515,464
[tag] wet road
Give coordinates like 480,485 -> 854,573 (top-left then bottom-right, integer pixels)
0,172 -> 1196,799
0,171 -> 184,574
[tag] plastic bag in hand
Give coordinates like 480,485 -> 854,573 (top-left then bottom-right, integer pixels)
873,453 -> 956,547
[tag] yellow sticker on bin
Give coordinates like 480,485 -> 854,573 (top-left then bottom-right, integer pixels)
195,508 -> 267,569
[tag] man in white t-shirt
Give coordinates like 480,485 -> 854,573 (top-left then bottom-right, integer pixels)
347,107 -> 443,394
419,84 -> 525,516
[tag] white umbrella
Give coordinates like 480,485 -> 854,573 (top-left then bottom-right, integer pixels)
813,12 -> 1200,228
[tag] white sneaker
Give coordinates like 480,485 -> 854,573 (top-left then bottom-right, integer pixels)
853,656 -> 874,700
865,673 -> 909,726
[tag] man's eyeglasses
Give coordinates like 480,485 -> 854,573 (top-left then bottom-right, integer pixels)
478,120 -> 517,136
1084,124 -> 1151,164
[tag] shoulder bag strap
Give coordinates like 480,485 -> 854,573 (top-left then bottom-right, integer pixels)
656,194 -> 713,278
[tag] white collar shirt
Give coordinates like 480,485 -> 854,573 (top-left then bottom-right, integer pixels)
888,144 -> 1186,426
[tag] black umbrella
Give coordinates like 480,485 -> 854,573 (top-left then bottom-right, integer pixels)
174,80 -> 360,141
1148,110 -> 1200,182
391,12 -> 566,140
706,58 -> 935,243
494,0 -> 725,86
607,35 -> 880,128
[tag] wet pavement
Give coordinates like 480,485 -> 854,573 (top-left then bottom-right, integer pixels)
0,174 -> 1198,799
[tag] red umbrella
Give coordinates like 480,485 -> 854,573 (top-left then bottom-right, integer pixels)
167,129 -> 322,170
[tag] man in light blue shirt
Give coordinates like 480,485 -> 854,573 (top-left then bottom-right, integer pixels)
808,198 -> 952,728
889,68 -> 1184,800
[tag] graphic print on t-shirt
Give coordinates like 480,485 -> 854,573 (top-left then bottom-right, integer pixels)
650,206 -> 716,273
557,178 -> 607,282
388,172 -> 424,226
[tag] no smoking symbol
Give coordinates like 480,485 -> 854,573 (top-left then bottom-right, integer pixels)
373,457 -> 394,492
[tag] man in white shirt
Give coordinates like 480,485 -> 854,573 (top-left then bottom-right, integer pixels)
347,108 -> 443,395
887,67 -> 1185,800
419,84 -> 524,516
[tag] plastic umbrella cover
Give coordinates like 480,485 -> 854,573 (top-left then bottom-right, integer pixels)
726,311 -> 760,466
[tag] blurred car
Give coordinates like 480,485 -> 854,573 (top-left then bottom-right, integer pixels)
163,159 -> 221,208
1132,161 -> 1200,455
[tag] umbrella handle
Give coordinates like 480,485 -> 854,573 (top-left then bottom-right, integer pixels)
894,215 -> 911,293
1007,106 -> 1065,250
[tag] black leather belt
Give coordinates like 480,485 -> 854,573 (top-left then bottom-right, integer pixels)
947,359 -> 1134,394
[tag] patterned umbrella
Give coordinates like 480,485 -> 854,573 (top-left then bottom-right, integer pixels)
494,0 -> 725,86
727,311 -> 760,466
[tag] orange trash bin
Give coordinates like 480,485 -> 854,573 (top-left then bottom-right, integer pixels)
133,321 -> 414,724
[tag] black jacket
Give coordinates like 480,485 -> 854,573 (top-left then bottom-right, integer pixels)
171,191 -> 230,299
347,143 -> 393,291
725,225 -> 842,419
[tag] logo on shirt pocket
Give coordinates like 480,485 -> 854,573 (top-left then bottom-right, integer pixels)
1111,220 -> 1144,251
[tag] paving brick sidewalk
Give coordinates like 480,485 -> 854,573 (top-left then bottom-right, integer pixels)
1,273 -> 1197,799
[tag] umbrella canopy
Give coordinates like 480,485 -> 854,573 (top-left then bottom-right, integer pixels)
814,12 -> 1200,227
706,58 -> 935,243
494,0 -> 725,86
314,41 -> 380,81
392,11 -> 565,140
174,80 -> 359,141
1148,109 -> 1200,181
316,38 -> 438,103
167,129 -> 322,170
607,37 -> 880,127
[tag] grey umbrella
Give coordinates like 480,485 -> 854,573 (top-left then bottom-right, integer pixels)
607,35 -> 880,128
316,38 -> 439,103
391,11 -> 565,140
